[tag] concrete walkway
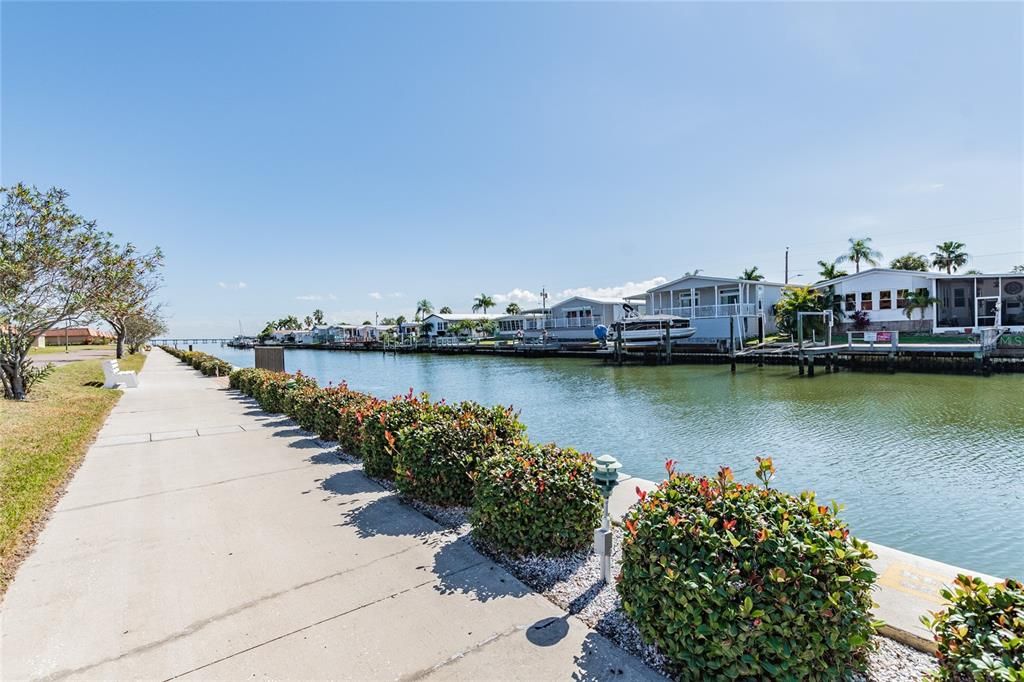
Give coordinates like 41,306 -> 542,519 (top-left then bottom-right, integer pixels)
1,349 -> 657,680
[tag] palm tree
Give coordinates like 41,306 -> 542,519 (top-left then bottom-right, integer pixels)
774,285 -> 826,337
817,260 -> 848,281
505,302 -> 522,315
741,266 -> 764,281
684,268 -> 703,277
312,309 -> 325,325
1012,265 -> 1024,273
837,237 -> 882,273
415,299 -> 433,321
931,241 -> 968,274
439,306 -> 452,314
889,253 -> 929,271
472,294 -> 495,314
904,290 -> 941,321
303,316 -> 314,329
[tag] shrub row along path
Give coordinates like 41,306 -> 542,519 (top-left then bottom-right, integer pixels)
1,349 -> 659,680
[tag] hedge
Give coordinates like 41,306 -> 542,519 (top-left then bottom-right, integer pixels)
617,459 -> 878,679
471,442 -> 602,554
923,575 -> 1024,680
159,346 -> 233,377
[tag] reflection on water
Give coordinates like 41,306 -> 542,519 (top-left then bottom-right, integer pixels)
194,343 -> 1024,578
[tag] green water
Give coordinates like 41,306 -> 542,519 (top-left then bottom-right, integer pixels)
198,343 -> 1024,578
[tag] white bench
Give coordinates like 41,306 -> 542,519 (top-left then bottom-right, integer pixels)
102,359 -> 139,389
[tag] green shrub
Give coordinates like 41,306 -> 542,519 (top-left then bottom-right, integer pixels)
394,401 -> 526,506
360,391 -> 432,480
617,459 -> 878,679
285,384 -> 323,432
229,367 -> 262,392
923,575 -> 1024,681
471,442 -> 601,555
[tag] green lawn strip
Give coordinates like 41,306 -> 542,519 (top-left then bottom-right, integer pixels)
0,353 -> 146,594
29,343 -> 116,355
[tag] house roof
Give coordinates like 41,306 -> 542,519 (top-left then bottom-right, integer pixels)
812,268 -> 940,288
423,312 -> 503,321
550,295 -> 627,307
646,274 -> 787,293
42,327 -> 113,338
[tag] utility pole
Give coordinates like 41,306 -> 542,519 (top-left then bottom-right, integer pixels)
785,246 -> 790,284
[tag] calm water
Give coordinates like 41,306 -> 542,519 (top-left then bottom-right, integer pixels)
192,343 -> 1024,578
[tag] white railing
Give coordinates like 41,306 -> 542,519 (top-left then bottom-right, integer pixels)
654,304 -> 757,318
520,316 -> 604,330
847,330 -> 899,349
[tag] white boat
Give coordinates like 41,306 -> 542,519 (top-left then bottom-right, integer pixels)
613,308 -> 695,349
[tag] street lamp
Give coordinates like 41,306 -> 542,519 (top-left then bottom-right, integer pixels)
592,454 -> 622,584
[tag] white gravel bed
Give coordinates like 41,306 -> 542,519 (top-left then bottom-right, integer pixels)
327,444 -> 938,681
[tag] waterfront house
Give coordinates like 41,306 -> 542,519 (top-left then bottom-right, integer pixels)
627,275 -> 786,344
497,296 -> 640,343
420,312 -> 502,338
813,269 -> 1024,333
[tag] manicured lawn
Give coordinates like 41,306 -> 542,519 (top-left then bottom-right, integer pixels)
29,343 -> 116,355
0,353 -> 145,594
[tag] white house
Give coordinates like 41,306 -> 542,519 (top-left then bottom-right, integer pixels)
628,274 -> 786,343
496,296 -> 642,343
420,312 -> 503,338
815,268 -> 1024,333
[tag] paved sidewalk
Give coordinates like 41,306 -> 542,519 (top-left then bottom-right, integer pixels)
1,349 -> 657,680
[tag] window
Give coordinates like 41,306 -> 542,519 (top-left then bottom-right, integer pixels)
680,292 -> 699,307
845,293 -> 856,312
719,289 -> 739,305
896,289 -> 909,308
953,288 -> 966,308
861,292 -> 873,311
879,290 -> 892,310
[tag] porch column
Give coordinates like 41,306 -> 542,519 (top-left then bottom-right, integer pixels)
690,287 -> 695,317
714,285 -> 719,317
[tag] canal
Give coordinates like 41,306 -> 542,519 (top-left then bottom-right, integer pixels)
193,343 -> 1023,579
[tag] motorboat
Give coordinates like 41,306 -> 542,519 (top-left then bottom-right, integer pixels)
612,306 -> 696,349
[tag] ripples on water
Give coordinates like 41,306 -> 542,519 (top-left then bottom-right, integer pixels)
196,344 -> 1024,578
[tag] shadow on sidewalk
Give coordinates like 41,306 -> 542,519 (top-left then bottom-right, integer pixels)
335,494 -> 441,540
432,534 -> 530,603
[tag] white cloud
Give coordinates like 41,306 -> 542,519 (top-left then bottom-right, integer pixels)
492,277 -> 668,306
388,292 -> 404,298
295,293 -> 337,301
218,281 -> 247,290
368,292 -> 383,300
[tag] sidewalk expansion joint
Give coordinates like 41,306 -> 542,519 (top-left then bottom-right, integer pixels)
41,544 -> 431,681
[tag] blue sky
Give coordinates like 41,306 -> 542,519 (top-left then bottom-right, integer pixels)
3,2 -> 1021,336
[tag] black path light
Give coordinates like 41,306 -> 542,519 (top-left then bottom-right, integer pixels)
592,454 -> 622,584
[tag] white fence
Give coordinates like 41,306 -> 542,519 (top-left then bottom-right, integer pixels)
653,304 -> 758,318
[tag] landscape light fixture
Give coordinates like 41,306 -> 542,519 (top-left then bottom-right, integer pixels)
592,454 -> 622,584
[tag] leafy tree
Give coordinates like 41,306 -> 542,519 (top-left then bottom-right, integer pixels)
963,269 -> 983,275
124,306 -> 168,354
303,315 -> 313,329
905,290 -> 941,320
277,315 -> 300,329
817,260 -> 848,281
379,317 -> 397,325
361,320 -> 372,325
684,269 -> 703,277
93,242 -> 164,359
1012,265 -> 1024,273
740,266 -> 764,281
312,309 -> 325,325
505,302 -> 522,315
1,184 -> 112,399
837,237 -> 882,273
472,294 -> 495,314
395,315 -> 407,326
415,299 -> 433,321
931,241 -> 968,274
889,252 -> 929,271
774,285 -> 826,337
439,306 -> 452,314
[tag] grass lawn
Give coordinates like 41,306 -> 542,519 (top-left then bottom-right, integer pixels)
29,343 -> 116,355
0,353 -> 145,594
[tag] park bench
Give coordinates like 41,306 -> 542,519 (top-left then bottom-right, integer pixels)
102,359 -> 139,389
